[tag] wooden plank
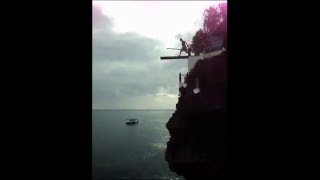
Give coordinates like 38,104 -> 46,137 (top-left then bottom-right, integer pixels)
160,56 -> 189,60
166,48 -> 181,50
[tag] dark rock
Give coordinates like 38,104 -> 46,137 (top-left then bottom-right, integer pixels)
165,51 -> 228,180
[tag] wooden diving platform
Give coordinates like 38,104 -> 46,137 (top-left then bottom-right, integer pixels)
160,56 -> 189,60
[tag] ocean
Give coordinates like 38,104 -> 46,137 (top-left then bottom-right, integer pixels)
92,110 -> 184,180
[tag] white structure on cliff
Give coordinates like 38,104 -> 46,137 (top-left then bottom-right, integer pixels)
160,47 -> 226,72
187,47 -> 226,72
161,35 -> 225,73
160,36 -> 226,93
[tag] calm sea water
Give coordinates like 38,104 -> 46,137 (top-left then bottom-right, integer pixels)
92,110 -> 184,180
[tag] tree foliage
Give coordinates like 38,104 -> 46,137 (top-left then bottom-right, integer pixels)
191,29 -> 210,56
191,2 -> 227,55
203,2 -> 227,35
203,6 -> 221,34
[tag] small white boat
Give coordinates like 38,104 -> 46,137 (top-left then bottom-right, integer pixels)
126,118 -> 139,125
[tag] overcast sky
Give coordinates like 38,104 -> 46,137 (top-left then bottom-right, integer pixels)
92,1 -> 226,110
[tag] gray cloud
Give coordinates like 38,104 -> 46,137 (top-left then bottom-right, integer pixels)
93,31 -> 163,63
92,7 -> 192,109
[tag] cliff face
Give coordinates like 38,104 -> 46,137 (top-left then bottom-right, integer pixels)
165,51 -> 227,179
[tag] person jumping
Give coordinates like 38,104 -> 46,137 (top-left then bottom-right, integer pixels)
179,38 -> 191,56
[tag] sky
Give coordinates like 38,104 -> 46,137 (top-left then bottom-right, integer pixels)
92,1 -> 226,110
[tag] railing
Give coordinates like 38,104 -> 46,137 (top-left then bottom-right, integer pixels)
179,72 -> 188,88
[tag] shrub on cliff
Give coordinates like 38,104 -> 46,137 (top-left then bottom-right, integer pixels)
191,29 -> 211,56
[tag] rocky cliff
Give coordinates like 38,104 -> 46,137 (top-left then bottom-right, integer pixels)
165,51 -> 228,180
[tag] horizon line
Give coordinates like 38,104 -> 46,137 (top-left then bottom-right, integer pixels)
92,109 -> 175,111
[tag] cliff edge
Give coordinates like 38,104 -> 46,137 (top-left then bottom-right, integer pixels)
165,51 -> 228,180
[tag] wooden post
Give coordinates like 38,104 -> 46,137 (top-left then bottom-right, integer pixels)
159,55 -> 190,90
179,73 -> 182,87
